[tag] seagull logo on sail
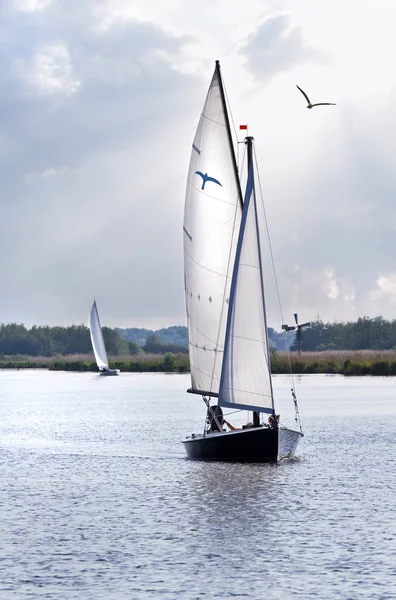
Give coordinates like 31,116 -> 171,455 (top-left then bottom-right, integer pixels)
195,171 -> 222,190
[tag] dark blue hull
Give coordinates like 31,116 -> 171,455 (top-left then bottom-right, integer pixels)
182,426 -> 302,462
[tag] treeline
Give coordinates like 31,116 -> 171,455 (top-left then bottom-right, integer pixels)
0,323 -> 128,357
0,323 -> 188,357
3,317 -> 396,358
117,325 -> 294,351
0,323 -> 289,357
117,325 -> 188,348
268,328 -> 295,350
294,317 -> 396,351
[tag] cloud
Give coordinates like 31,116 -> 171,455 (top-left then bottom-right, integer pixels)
367,274 -> 396,317
241,14 -> 328,81
14,0 -> 57,12
16,43 -> 80,96
25,165 -> 70,183
0,1 -> 199,326
265,263 -> 357,328
3,0 -> 396,330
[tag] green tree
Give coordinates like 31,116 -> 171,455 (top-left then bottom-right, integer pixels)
128,341 -> 141,355
162,353 -> 176,371
102,327 -> 129,355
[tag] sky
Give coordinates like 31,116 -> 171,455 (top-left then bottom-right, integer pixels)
2,0 -> 396,330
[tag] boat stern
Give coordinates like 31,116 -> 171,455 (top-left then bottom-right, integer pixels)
278,426 -> 303,459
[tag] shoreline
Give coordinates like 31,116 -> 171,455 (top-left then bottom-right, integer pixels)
2,350 -> 396,376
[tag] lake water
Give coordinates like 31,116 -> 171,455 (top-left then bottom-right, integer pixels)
0,370 -> 395,599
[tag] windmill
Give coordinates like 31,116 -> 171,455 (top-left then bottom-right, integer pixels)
282,313 -> 311,355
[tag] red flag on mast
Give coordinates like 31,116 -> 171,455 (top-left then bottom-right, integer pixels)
239,125 -> 248,130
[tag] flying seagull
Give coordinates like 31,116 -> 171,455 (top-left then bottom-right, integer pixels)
296,85 -> 336,109
195,171 -> 222,190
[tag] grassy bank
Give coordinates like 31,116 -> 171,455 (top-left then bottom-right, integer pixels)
2,350 -> 396,375
0,353 -> 189,373
271,349 -> 396,376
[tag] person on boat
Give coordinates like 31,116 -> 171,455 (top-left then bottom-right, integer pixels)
207,406 -> 238,432
207,405 -> 224,432
268,414 -> 280,429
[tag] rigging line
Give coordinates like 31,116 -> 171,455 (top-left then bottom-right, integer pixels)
251,170 -> 275,413
238,145 -> 247,189
240,146 -> 246,175
253,147 -> 303,432
216,61 -> 243,210
252,148 -> 284,319
223,79 -> 239,164
223,409 -> 243,416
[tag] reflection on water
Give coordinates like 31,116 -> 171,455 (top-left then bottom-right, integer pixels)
0,371 -> 395,599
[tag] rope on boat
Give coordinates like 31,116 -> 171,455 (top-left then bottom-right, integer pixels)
223,76 -> 247,175
253,147 -> 304,434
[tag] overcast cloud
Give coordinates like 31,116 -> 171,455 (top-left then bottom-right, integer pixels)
2,0 -> 396,329
242,14 -> 328,81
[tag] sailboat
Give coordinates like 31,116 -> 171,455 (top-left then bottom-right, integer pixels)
182,60 -> 303,461
89,300 -> 120,376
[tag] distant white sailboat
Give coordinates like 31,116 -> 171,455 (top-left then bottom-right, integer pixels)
89,300 -> 120,376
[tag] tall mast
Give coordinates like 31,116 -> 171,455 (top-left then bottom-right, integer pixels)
245,136 -> 275,425
215,60 -> 244,210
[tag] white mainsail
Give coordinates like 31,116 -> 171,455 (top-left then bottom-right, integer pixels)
219,166 -> 274,414
183,62 -> 242,395
89,300 -> 109,371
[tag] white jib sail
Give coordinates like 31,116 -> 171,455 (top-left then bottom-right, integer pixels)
89,300 -> 109,371
219,166 -> 274,414
183,63 -> 242,395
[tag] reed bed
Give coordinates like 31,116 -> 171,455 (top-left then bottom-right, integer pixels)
0,352 -> 189,373
272,350 -> 396,375
2,350 -> 396,375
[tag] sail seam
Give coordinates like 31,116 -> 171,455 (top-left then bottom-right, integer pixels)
202,115 -> 226,127
238,263 -> 260,269
191,365 -> 220,379
219,400 -> 273,414
231,334 -> 268,344
220,386 -> 272,398
189,342 -> 224,353
186,180 -> 238,207
187,321 -> 225,349
184,250 -> 231,278
191,363 -> 221,383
